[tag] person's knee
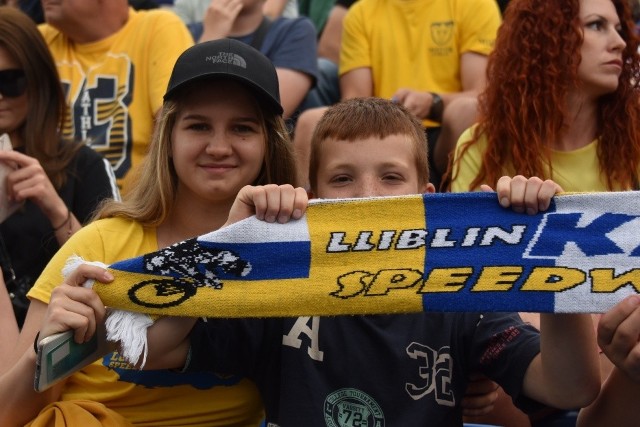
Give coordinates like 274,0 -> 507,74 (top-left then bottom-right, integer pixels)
438,96 -> 480,161
292,107 -> 327,158
293,107 -> 328,187
433,97 -> 480,190
442,97 -> 479,133
294,107 -> 328,139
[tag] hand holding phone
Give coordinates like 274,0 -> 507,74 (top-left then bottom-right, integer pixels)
34,326 -> 110,392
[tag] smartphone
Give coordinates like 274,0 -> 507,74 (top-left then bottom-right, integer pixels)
0,133 -> 23,222
34,326 -> 110,392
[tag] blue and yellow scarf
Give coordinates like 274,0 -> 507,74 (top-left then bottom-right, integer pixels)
88,191 -> 640,318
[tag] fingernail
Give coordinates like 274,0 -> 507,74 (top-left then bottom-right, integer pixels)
265,215 -> 276,223
628,295 -> 640,306
526,207 -> 536,215
103,271 -> 113,281
292,209 -> 302,219
500,198 -> 509,208
278,215 -> 288,223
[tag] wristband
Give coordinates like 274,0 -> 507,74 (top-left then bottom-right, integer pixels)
172,344 -> 193,373
179,344 -> 192,373
427,92 -> 444,122
53,209 -> 71,231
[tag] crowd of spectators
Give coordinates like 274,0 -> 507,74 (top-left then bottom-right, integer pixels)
0,0 -> 640,426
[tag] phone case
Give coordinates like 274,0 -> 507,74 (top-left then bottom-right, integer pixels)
34,327 -> 109,392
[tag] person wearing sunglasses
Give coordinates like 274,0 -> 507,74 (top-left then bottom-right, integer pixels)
0,6 -> 119,328
0,69 -> 25,98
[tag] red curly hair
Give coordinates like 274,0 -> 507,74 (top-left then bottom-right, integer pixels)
450,0 -> 640,191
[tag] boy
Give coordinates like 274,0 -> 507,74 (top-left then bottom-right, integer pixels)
146,98 -> 600,425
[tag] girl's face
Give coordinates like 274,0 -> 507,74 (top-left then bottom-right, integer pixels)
577,0 -> 627,97
0,45 -> 27,139
171,79 -> 266,205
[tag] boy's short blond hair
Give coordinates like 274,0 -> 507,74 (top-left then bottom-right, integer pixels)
308,97 -> 430,191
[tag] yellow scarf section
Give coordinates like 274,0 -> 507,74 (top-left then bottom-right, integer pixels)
93,195 -> 426,317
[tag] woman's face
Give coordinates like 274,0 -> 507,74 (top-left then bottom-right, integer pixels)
577,0 -> 627,97
171,79 -> 266,205
0,45 -> 27,139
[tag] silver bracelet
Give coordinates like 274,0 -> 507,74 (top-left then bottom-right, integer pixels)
178,344 -> 192,373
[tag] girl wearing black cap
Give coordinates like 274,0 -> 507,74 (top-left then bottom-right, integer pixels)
1,39 -> 296,427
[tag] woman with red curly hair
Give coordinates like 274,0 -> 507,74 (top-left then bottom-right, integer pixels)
449,0 -> 640,193
451,1 -> 640,426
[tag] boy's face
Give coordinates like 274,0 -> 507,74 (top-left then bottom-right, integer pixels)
314,134 -> 435,199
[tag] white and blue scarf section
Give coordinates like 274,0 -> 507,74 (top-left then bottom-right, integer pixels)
67,191 -> 640,365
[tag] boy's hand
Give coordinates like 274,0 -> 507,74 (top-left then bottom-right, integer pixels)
481,175 -> 563,215
224,184 -> 308,227
598,296 -> 640,382
461,373 -> 499,416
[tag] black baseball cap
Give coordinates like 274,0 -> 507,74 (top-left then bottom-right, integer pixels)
164,38 -> 283,115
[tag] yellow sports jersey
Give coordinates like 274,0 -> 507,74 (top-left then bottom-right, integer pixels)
451,127 -> 622,192
39,8 -> 193,196
340,0 -> 501,126
28,218 -> 264,427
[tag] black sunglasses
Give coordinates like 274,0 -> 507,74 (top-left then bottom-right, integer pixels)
0,69 -> 27,98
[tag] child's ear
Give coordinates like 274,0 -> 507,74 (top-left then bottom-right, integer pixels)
422,183 -> 436,194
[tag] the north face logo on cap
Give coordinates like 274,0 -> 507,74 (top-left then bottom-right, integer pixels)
205,52 -> 247,68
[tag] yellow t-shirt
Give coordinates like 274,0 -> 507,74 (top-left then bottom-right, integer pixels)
28,218 -> 264,427
40,8 -> 194,196
340,0 -> 501,126
451,127 -> 622,192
